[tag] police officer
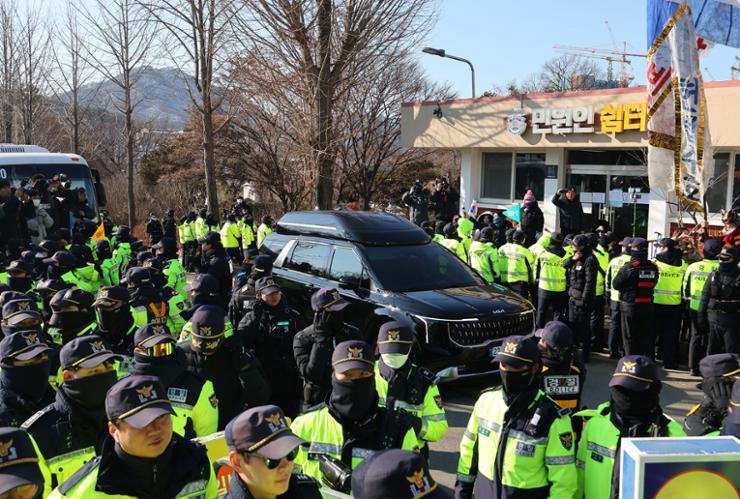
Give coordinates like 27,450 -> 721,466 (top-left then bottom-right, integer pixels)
0,331 -> 55,426
179,305 -> 269,430
35,278 -> 66,323
23,335 -> 121,489
564,234 -> 598,364
179,274 -> 234,342
606,237 -> 632,359
229,255 -> 272,326
652,238 -> 687,368
43,251 -> 77,281
293,288 -> 359,409
178,213 -> 196,272
1,299 -> 44,337
198,231 -> 232,306
457,217 -> 474,257
49,375 -> 218,498
720,380 -> 740,438
5,260 -> 35,293
498,229 -> 534,301
613,238 -> 659,357
589,233 -> 609,352
194,208 -> 208,241
224,405 -> 323,499
238,278 -> 304,418
124,267 -> 172,328
111,225 -> 135,274
152,236 -> 187,299
291,340 -> 419,492
439,223 -> 467,263
536,321 -> 585,415
131,323 -> 218,439
95,240 -> 120,287
456,335 -> 577,499
163,208 -> 177,239
535,232 -> 568,327
91,286 -> 137,357
48,288 -> 97,346
352,449 -> 450,499
683,353 -> 739,436
684,238 -> 723,375
468,226 -> 498,284
374,321 -> 448,460
0,427 -> 46,499
221,213 -> 243,265
698,246 -> 739,356
575,356 -> 686,499
257,215 -> 274,248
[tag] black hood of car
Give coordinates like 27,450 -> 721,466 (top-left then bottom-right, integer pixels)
388,284 -> 531,320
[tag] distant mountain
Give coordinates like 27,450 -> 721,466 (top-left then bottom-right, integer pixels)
78,66 -> 193,130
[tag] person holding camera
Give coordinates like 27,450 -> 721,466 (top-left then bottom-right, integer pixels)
430,177 -> 460,223
551,186 -> 584,235
401,180 -> 430,226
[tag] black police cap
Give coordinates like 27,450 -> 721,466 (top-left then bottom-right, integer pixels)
134,323 -> 173,349
331,340 -> 374,374
609,355 -> 660,392
0,427 -> 44,495
699,353 -> 739,379
703,238 -> 723,258
122,267 -> 152,287
50,288 -> 94,311
540,321 -> 574,351
93,286 -> 130,309
197,231 -> 220,246
255,277 -> 280,296
377,321 -> 414,355
512,230 -> 525,243
656,238 -> 677,250
493,335 -> 540,369
152,236 -> 177,253
225,405 -> 306,459
252,255 -> 273,274
43,251 -> 75,268
0,330 -> 52,363
631,237 -> 648,251
60,335 -> 121,370
105,375 -> 174,428
190,305 -> 225,338
6,260 -> 33,275
352,449 -> 449,499
185,273 -> 219,296
310,288 -> 349,312
2,300 -> 42,327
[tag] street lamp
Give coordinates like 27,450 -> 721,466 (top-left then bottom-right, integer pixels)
422,47 -> 476,98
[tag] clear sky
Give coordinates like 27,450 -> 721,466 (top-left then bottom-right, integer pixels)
418,0 -> 740,98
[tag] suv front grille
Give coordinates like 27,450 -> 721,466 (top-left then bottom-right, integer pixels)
448,312 -> 534,347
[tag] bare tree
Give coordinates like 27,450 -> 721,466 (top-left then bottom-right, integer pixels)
136,0 -> 233,222
229,0 -> 438,210
81,0 -> 155,227
16,2 -> 49,145
539,54 -> 605,92
0,1 -> 17,142
48,1 -> 101,154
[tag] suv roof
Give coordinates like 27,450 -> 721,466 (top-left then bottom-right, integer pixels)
276,211 -> 429,246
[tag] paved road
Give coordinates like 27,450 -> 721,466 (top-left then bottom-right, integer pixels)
428,353 -> 702,493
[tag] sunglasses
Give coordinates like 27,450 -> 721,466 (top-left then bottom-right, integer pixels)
140,340 -> 174,357
246,447 -> 299,470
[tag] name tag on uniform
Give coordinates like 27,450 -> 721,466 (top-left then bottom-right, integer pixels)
168,387 -> 188,403
543,375 -> 580,396
639,270 -> 656,279
515,441 -> 535,457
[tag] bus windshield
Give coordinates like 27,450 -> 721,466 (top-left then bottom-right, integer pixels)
0,163 -> 98,211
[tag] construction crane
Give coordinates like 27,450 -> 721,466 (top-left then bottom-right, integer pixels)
605,21 -> 629,87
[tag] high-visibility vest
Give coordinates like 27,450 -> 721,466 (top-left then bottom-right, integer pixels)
257,223 -> 273,248
164,259 -> 187,298
469,241 -> 498,283
593,246 -> 609,297
683,259 -> 721,310
497,243 -> 533,284
536,250 -> 567,292
606,254 -> 630,302
194,217 -> 207,239
291,405 -> 419,490
220,221 -> 241,249
652,260 -> 687,306
440,238 -> 468,263
178,222 -> 194,244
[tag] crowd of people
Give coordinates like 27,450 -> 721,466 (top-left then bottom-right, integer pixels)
0,175 -> 734,498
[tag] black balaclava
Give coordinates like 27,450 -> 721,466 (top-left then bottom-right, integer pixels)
97,243 -> 112,262
443,223 -> 458,241
62,370 -> 118,419
655,247 -> 683,267
96,307 -> 134,344
538,343 -> 573,370
500,366 -> 539,405
609,384 -> 661,427
329,373 -> 377,423
434,221 -> 445,236
132,345 -> 184,389
50,309 -> 95,342
718,248 -> 739,276
314,309 -> 344,334
0,358 -> 50,402
702,376 -> 733,412
7,275 -> 33,293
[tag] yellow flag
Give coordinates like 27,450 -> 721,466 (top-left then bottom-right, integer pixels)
91,223 -> 106,241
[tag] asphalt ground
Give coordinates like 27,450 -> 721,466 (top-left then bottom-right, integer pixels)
427,352 -> 703,493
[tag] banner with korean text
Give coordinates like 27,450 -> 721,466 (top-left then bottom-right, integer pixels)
647,0 -> 712,211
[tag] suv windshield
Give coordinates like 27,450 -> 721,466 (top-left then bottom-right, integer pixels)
363,243 -> 482,292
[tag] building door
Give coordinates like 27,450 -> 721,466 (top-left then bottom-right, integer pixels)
566,170 -> 650,238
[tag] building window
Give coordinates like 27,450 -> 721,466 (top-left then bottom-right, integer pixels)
515,153 -> 546,200
482,153 -> 511,199
706,153 -> 730,213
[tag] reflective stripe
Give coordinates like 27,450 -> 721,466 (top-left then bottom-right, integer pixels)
396,401 -> 424,413
540,277 -> 566,283
309,443 -> 342,455
692,271 -> 711,277
352,448 -> 377,459
46,446 -> 96,466
576,458 -> 586,469
456,473 -> 475,483
464,429 -> 476,441
545,455 -> 576,465
505,271 -> 529,277
171,402 -> 195,411
509,429 -> 548,445
422,413 -> 447,421
478,417 -> 501,433
654,289 -> 681,295
587,441 -> 616,459
176,479 -> 209,497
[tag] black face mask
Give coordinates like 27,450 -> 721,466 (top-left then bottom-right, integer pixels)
63,370 -> 118,411
98,249 -> 112,261
329,374 -> 376,423
133,351 -> 182,388
0,360 -> 50,402
610,385 -> 660,425
702,377 -> 733,410
8,276 -> 33,293
315,310 -> 344,332
96,307 -> 130,333
50,310 -> 93,332
500,369 -> 536,400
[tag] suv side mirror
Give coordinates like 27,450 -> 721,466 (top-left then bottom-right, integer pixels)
338,276 -> 360,290
435,367 -> 458,383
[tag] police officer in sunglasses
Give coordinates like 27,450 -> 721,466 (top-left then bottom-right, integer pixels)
224,405 -> 322,499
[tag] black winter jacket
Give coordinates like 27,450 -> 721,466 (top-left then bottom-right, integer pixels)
564,251 -> 598,307
551,193 -> 584,233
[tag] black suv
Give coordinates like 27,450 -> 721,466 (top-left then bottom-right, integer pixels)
260,211 -> 534,380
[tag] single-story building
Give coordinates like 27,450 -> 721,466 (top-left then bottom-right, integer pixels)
401,80 -> 740,238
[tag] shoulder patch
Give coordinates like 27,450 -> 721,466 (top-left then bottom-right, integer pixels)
209,393 -> 218,408
21,405 -> 55,429
434,395 -> 443,409
57,456 -> 101,494
416,366 -> 436,383
557,406 -> 571,417
559,432 -> 573,450
292,473 -> 320,487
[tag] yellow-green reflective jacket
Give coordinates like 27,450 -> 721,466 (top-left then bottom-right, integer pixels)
469,241 -> 498,283
291,404 -> 419,490
683,259 -> 721,310
536,250 -> 567,292
456,388 -> 577,498
652,260 -> 687,306
606,254 -> 630,302
575,402 -> 686,499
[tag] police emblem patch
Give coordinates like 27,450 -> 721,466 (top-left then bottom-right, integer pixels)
559,432 -> 573,450
434,395 -> 443,409
209,394 -> 218,408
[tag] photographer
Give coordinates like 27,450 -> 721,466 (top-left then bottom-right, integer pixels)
430,177 -> 460,223
20,188 -> 54,245
401,180 -> 430,226
0,180 -> 21,251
